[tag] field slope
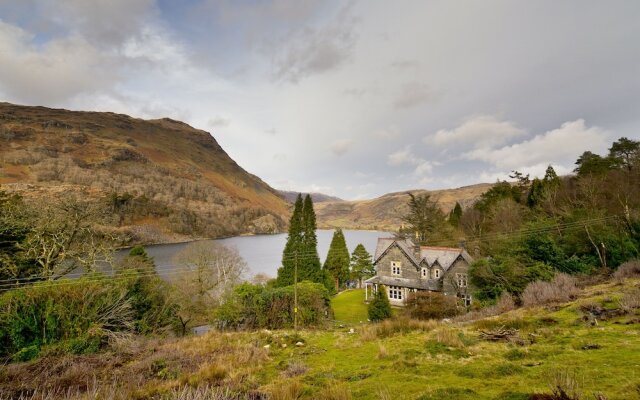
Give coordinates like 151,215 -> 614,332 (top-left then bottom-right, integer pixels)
2,279 -> 639,399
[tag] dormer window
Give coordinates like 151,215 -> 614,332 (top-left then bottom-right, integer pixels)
391,261 -> 401,276
434,269 -> 441,279
421,268 -> 428,278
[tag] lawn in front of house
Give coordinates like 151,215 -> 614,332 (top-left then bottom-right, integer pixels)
331,288 -> 369,325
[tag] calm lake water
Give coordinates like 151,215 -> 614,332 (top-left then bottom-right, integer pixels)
120,230 -> 391,280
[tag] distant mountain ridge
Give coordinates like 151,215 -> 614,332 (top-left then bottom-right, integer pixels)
314,184 -> 494,231
277,190 -> 343,204
0,102 -> 290,243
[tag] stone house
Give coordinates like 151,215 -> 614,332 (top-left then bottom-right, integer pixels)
364,237 -> 473,306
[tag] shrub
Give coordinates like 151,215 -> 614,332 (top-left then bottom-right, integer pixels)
215,281 -> 331,329
613,259 -> 640,281
0,277 -> 136,358
12,345 -> 39,362
360,317 -> 437,340
619,288 -> 640,312
367,285 -> 392,322
404,291 -> 460,320
522,274 -> 579,307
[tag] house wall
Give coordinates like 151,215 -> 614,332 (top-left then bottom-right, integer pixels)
442,258 -> 472,296
375,245 -> 419,281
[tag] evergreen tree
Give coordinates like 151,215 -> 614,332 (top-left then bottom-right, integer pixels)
448,202 -> 463,227
400,193 -> 447,245
299,194 -> 324,285
368,285 -> 392,321
324,228 -> 350,290
276,194 -> 304,286
350,244 -> 374,288
608,137 -> 640,170
526,178 -> 546,208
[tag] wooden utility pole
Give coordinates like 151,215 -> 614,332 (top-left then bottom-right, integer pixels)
294,250 -> 298,332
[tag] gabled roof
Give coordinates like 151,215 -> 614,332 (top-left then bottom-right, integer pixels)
373,237 -> 473,272
373,237 -> 420,267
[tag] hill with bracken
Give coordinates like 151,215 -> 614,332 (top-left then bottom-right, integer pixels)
315,184 -> 494,231
0,102 -> 290,243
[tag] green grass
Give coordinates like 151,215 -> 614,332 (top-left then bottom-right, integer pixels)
331,289 -> 369,325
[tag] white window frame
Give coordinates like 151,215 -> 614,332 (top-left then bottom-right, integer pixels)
421,267 -> 428,278
458,293 -> 472,307
434,269 -> 441,279
456,273 -> 468,288
391,261 -> 402,276
388,285 -> 403,300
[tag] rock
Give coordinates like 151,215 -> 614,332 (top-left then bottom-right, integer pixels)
295,341 -> 304,347
281,343 -> 287,348
263,344 -> 270,349
348,328 -> 355,334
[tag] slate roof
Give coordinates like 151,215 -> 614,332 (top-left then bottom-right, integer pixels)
373,238 -> 473,272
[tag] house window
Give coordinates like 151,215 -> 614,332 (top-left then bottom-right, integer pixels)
434,269 -> 441,279
456,273 -> 468,287
421,268 -> 428,278
458,294 -> 472,307
391,261 -> 401,276
388,285 -> 403,300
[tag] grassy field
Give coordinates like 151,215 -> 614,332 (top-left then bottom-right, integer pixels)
332,289 -> 369,325
2,279 -> 640,399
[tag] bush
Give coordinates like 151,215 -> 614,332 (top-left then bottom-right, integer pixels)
12,345 -> 40,362
368,285 -> 392,322
215,281 -> 331,329
403,291 -> 460,320
0,277 -> 136,358
613,259 -> 640,281
522,274 -> 579,307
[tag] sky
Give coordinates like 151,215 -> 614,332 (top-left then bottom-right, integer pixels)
0,1 -> 639,200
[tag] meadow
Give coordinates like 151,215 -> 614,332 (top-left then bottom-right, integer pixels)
1,279 -> 639,399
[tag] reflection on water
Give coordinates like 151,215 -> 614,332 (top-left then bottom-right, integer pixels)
118,230 -> 391,280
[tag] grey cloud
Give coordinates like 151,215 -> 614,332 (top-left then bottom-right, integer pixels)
208,117 -> 231,128
271,3 -> 358,82
393,82 -> 436,109
330,139 -> 354,156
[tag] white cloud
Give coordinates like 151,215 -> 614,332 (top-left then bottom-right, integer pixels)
428,114 -> 526,148
393,82 -> 435,109
374,125 -> 400,140
387,146 -> 438,177
463,119 -> 610,170
208,117 -> 231,128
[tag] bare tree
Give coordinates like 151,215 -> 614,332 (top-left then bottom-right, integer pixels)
21,197 -> 118,280
171,241 -> 247,334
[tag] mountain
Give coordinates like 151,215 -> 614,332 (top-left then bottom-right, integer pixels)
0,102 -> 290,243
314,184 -> 494,231
277,190 -> 343,204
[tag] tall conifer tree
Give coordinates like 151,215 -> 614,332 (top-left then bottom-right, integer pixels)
299,194 -> 323,283
276,194 -> 304,286
350,243 -> 374,288
324,228 -> 350,290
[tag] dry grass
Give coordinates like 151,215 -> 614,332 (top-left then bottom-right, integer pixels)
619,288 -> 640,312
0,332 -> 270,399
315,382 -> 351,400
454,292 -> 516,323
282,362 -> 308,378
377,344 -> 389,360
434,327 -> 464,348
268,380 -> 304,400
523,274 -> 580,307
613,259 -> 640,282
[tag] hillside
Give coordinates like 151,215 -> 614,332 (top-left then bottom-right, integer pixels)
315,184 -> 494,231
2,278 -> 638,399
277,190 -> 343,204
0,102 -> 290,243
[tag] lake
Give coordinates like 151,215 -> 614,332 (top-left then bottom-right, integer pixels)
122,230 -> 391,280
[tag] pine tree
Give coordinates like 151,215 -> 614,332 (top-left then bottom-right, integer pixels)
299,194 -> 323,284
448,202 -> 463,227
276,194 -> 304,287
368,285 -> 392,321
350,243 -> 374,288
324,228 -> 350,290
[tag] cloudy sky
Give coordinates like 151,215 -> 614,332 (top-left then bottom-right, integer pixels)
1,1 -> 639,200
